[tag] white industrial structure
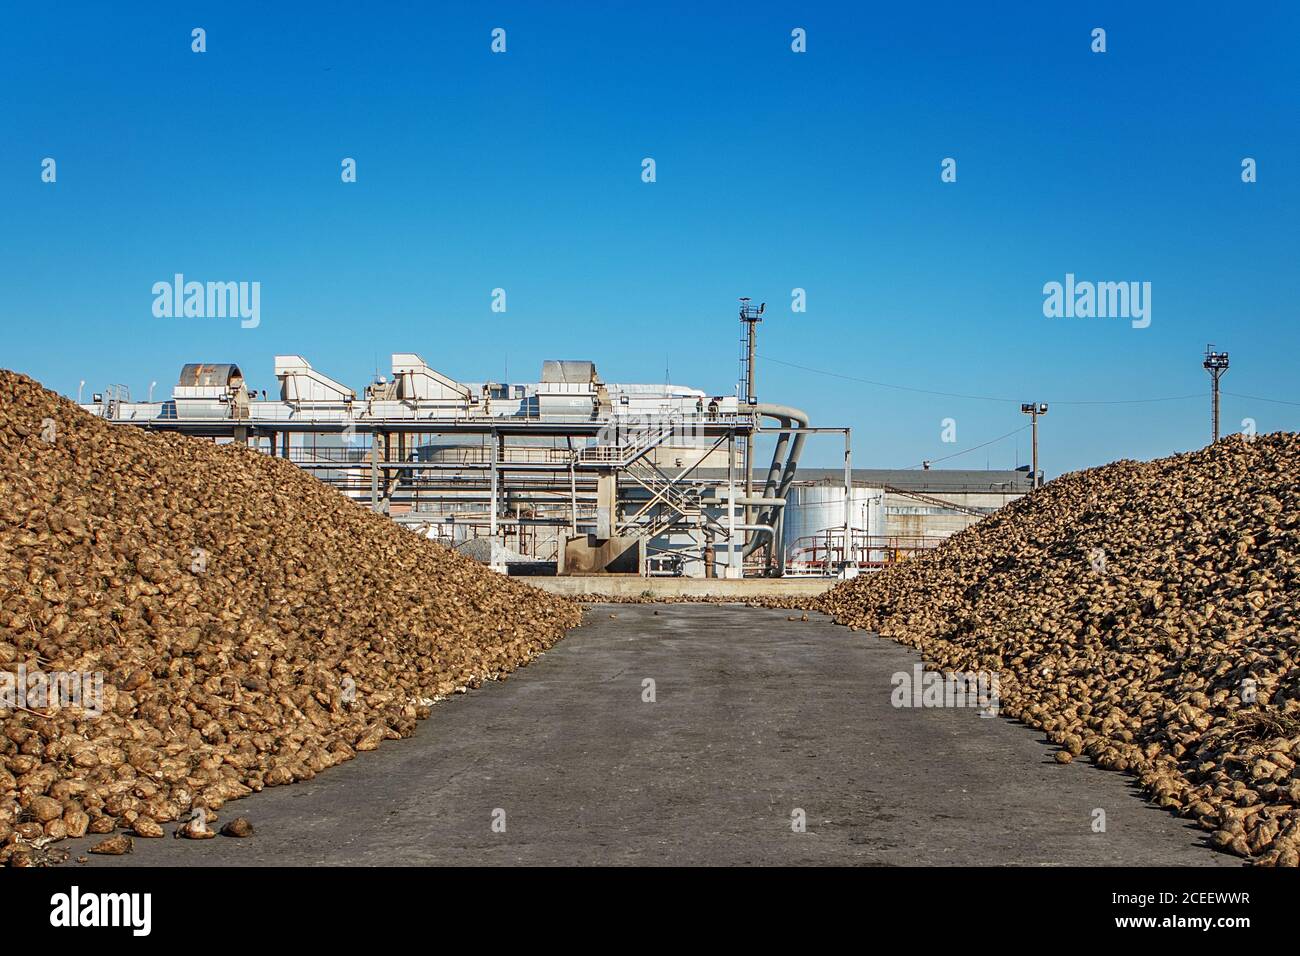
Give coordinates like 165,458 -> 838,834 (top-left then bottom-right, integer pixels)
80,307 -> 1030,577
83,352 -> 788,577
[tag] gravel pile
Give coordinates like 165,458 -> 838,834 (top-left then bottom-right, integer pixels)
0,370 -> 580,866
817,434 -> 1300,865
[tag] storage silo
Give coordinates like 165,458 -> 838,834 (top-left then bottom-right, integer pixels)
783,483 -> 886,572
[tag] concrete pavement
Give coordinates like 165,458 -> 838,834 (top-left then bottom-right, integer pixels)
61,604 -> 1234,866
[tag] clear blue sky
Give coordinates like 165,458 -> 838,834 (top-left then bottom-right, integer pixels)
2,1 -> 1297,475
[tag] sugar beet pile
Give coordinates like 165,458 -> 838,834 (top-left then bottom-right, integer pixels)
817,434 -> 1300,865
0,370 -> 580,865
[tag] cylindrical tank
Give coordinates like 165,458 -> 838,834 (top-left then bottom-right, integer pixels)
783,483 -> 885,567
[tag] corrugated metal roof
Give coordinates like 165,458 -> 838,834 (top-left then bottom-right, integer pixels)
694,467 -> 1031,493
800,468 -> 1031,492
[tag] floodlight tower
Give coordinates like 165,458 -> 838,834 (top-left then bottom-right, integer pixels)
1020,402 -> 1048,488
1203,346 -> 1229,443
738,297 -> 765,529
738,297 -> 765,408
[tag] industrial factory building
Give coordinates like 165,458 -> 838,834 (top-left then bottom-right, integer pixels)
83,332 -> 1029,578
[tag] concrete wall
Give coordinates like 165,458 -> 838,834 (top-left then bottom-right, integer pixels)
526,576 -> 835,599
883,489 -> 1024,542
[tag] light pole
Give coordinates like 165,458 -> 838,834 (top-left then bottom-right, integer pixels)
1020,402 -> 1048,488
738,297 -> 765,540
1203,346 -> 1229,443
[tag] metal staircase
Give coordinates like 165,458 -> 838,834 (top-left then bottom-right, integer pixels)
571,414 -> 730,556
574,415 -> 682,468
618,459 -> 703,538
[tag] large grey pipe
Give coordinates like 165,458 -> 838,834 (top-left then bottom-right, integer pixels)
756,415 -> 791,506
738,409 -> 790,558
769,403 -> 810,508
701,493 -> 786,507
742,403 -> 810,559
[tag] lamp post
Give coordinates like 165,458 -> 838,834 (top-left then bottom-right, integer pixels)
1020,402 -> 1048,488
738,297 -> 765,551
1202,346 -> 1229,443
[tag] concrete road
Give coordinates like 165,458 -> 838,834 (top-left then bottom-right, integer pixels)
63,605 -> 1234,866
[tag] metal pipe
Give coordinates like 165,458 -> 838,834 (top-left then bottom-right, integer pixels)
727,433 -> 737,578
768,407 -> 810,505
568,459 -> 578,537
756,418 -> 791,506
489,428 -> 498,537
369,438 -> 379,512
742,403 -> 810,559
843,428 -> 852,568
700,493 -> 786,507
776,507 -> 785,576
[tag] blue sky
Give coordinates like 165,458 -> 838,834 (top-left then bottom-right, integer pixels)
2,1 -> 1297,474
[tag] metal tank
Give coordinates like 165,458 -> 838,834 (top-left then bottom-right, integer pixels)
782,483 -> 886,572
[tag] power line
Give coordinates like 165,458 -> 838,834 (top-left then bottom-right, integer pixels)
1224,390 -> 1300,408
1052,393 -> 1204,406
759,354 -> 1205,406
757,353 -> 1295,475
902,423 -> 1031,470
760,354 -> 1016,403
